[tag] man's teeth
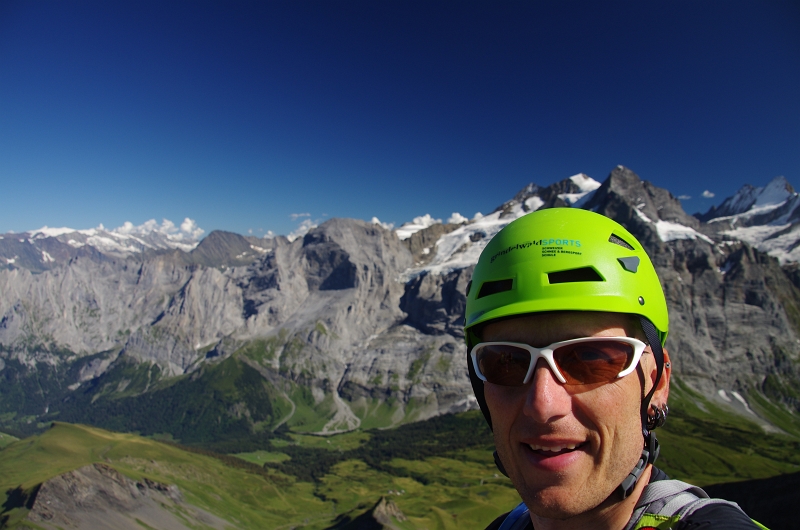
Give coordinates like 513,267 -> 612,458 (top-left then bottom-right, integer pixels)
528,443 -> 578,452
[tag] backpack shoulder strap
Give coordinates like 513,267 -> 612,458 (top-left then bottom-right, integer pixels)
626,479 -> 708,529
627,479 -> 767,530
637,479 -> 709,507
674,496 -> 768,529
497,502 -> 530,530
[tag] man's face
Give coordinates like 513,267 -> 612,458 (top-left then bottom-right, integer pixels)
481,311 -> 658,520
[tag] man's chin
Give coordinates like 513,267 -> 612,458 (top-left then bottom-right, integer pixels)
525,494 -> 586,521
517,481 -> 611,522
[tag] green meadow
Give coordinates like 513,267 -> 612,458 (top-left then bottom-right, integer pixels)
0,417 -> 520,530
1,382 -> 799,529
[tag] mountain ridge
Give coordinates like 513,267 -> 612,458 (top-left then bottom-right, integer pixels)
1,166 -> 800,444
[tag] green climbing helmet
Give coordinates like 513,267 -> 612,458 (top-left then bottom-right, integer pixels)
466,208 -> 670,493
464,208 -> 668,344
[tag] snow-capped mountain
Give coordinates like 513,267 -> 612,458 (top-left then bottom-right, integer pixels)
36,218 -> 205,254
396,173 -> 603,280
397,171 -> 800,274
697,176 -> 800,263
394,174 -> 600,254
0,218 -> 205,272
698,176 -> 795,221
398,168 -> 717,281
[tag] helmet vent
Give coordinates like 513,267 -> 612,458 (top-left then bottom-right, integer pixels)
609,233 -> 635,250
548,267 -> 604,284
477,279 -> 514,299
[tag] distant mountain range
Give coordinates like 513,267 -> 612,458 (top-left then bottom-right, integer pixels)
0,218 -> 204,273
5,171 -> 799,271
1,166 -> 799,445
6,172 -> 800,272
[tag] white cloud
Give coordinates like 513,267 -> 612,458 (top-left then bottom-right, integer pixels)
179,217 -> 204,239
110,217 -> 204,241
370,217 -> 394,230
412,214 -> 442,226
447,212 -> 468,224
248,228 -> 253,234
287,219 -> 317,242
702,190 -> 715,198
114,222 -> 134,235
677,195 -> 691,200
395,214 -> 443,240
290,212 -> 311,221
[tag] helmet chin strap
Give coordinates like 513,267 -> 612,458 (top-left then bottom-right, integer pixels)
494,450 -> 509,477
617,317 -> 665,499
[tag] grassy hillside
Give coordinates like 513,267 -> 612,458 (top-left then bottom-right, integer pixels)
0,422 -> 329,529
2,381 -> 800,529
0,431 -> 17,449
657,380 -> 800,485
0,419 -> 520,530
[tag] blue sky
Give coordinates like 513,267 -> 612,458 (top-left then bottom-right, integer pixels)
1,1 -> 798,238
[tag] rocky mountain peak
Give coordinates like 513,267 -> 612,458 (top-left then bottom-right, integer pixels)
510,182 -> 541,202
579,166 -> 708,250
188,230 -> 270,268
755,176 -> 794,208
591,165 -> 697,225
496,173 -> 602,218
699,175 -> 796,222
301,218 -> 412,279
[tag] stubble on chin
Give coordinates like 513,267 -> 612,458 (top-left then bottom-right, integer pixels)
495,439 -> 625,521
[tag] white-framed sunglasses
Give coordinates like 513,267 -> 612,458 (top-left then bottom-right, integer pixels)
471,337 -> 647,386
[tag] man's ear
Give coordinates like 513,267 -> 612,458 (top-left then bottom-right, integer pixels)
651,348 -> 670,406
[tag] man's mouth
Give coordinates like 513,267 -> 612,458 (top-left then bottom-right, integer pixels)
527,443 -> 584,456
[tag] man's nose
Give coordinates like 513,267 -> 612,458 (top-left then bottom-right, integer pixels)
522,358 -> 572,422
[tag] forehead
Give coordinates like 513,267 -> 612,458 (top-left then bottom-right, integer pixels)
481,311 -> 641,345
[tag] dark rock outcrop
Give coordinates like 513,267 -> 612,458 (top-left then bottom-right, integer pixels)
326,496 -> 408,530
26,463 -> 228,530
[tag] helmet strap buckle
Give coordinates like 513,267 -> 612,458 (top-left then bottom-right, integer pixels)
618,432 -> 660,499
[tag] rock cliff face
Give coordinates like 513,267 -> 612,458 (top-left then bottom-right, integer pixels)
1,167 -> 799,439
584,168 -> 800,404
